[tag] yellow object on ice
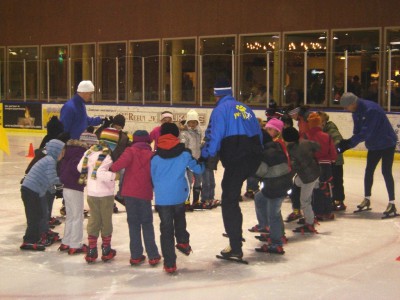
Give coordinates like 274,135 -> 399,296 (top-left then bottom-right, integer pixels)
0,126 -> 10,155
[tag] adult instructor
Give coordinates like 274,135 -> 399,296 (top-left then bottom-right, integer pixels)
201,79 -> 263,260
338,92 -> 397,217
60,80 -> 103,139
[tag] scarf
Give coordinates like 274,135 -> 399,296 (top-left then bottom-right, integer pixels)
78,142 -> 111,185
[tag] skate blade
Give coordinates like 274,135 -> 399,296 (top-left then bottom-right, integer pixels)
222,233 -> 246,242
254,235 -> 268,241
353,208 -> 372,213
381,213 -> 400,219
216,255 -> 248,264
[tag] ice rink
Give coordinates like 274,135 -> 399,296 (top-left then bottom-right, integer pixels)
1,132 -> 400,300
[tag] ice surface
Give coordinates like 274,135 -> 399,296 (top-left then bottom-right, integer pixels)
0,133 -> 399,299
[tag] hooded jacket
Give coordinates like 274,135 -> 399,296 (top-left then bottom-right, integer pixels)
111,142 -> 153,201
151,134 -> 204,205
22,139 -> 64,197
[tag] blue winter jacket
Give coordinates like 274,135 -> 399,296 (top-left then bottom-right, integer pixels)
151,136 -> 204,206
22,139 -> 65,197
349,99 -> 397,150
201,95 -> 263,167
60,94 -> 102,139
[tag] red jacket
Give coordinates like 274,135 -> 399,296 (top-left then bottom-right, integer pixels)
305,127 -> 337,163
110,142 -> 153,201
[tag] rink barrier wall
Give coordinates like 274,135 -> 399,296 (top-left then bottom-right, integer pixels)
1,102 -> 400,159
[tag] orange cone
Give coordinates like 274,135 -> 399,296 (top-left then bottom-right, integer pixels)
26,143 -> 34,158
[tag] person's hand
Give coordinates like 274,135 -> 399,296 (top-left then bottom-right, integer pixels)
55,184 -> 63,199
337,139 -> 351,153
103,116 -> 113,128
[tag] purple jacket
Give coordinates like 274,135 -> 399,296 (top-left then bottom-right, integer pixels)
59,140 -> 88,191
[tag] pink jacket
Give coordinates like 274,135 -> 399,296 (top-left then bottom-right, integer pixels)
110,142 -> 153,201
77,150 -> 116,197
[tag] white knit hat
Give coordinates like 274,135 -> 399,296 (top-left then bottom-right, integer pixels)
77,80 -> 95,93
185,109 -> 199,124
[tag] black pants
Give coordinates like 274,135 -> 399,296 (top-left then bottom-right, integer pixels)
290,182 -> 301,210
157,203 -> 189,267
221,156 -> 259,253
21,186 -> 43,243
332,164 -> 344,201
312,163 -> 333,216
365,146 -> 395,200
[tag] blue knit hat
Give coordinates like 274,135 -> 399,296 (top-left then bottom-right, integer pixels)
214,78 -> 232,97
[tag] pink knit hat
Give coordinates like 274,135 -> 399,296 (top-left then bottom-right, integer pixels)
265,118 -> 284,133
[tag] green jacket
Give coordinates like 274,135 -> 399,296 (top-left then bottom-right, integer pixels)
323,121 -> 344,165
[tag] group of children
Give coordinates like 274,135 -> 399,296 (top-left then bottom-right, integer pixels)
20,106 -> 345,272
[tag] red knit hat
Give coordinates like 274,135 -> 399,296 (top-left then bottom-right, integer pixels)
307,112 -> 322,128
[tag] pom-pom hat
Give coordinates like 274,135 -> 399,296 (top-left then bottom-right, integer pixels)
185,109 -> 199,124
265,118 -> 284,133
99,128 -> 119,151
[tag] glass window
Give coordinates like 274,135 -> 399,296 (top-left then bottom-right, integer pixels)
331,29 -> 380,104
41,45 -> 69,100
239,34 -> 280,106
385,28 -> 400,110
283,32 -> 328,107
7,46 -> 38,100
70,44 -> 95,98
98,42 -> 126,102
162,38 -> 196,104
200,36 -> 235,104
128,40 -> 160,103
0,47 -> 4,100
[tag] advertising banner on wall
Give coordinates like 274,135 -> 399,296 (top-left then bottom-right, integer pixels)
2,103 -> 42,129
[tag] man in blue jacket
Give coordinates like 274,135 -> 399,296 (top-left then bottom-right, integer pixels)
338,92 -> 397,217
201,78 -> 263,260
60,80 -> 103,139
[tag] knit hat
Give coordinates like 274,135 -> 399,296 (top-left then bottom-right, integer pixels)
161,111 -> 173,121
282,127 -> 300,143
112,114 -> 126,128
133,130 -> 150,143
185,109 -> 199,124
265,118 -> 284,132
307,112 -> 322,129
77,80 -> 95,93
160,122 -> 180,137
340,92 -> 358,107
79,132 -> 99,146
45,139 -> 65,160
214,78 -> 232,97
99,128 -> 119,151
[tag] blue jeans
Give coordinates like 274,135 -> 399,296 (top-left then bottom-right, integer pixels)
255,192 -> 285,246
254,191 -> 268,229
125,197 -> 159,259
201,169 -> 215,201
156,203 -> 189,266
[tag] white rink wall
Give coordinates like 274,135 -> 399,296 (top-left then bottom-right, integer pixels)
42,104 -> 400,152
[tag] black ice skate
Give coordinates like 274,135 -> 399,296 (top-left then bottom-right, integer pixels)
255,244 -> 285,255
381,203 -> 400,219
101,245 -> 116,262
353,198 -> 372,213
216,246 -> 248,264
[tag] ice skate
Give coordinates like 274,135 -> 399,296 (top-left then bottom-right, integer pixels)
48,217 -> 61,226
101,245 -> 116,262
68,244 -> 88,255
381,203 -> 399,219
58,244 -> 69,252
354,198 -> 372,213
248,225 -> 269,233
175,243 -> 192,256
163,264 -> 177,273
148,255 -> 161,266
293,224 -> 318,234
255,244 -> 285,255
222,233 -> 246,242
332,200 -> 347,211
216,246 -> 248,264
85,247 -> 98,263
285,210 -> 302,222
20,242 -> 45,251
130,255 -> 146,266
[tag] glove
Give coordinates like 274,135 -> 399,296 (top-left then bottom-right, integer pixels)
102,116 -> 113,128
337,139 -> 351,153
55,184 -> 64,199
198,156 -> 206,163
